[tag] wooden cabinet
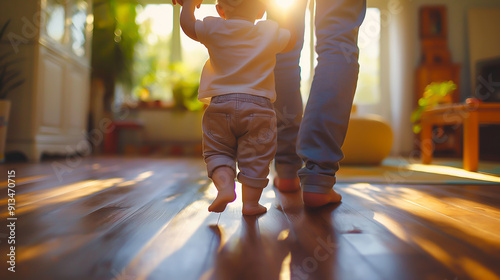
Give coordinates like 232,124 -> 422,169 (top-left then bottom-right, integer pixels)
415,6 -> 461,154
0,0 -> 92,162
415,6 -> 460,102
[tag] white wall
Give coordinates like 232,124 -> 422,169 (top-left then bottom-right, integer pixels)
468,8 -> 500,91
368,0 -> 500,156
409,0 -> 500,99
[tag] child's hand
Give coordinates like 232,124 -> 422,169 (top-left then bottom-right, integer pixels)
179,0 -> 203,41
173,0 -> 202,8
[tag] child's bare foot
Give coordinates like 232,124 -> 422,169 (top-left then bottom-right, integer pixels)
208,189 -> 236,212
273,177 -> 300,193
242,184 -> 267,216
303,189 -> 342,207
208,166 -> 236,213
242,203 -> 267,216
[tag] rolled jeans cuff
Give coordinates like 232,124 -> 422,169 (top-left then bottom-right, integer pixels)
275,163 -> 301,179
299,174 -> 336,194
206,156 -> 236,178
237,173 -> 269,189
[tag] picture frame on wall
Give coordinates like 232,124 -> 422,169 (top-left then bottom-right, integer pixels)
420,5 -> 447,39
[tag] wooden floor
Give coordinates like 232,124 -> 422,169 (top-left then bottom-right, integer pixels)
1,156 -> 500,280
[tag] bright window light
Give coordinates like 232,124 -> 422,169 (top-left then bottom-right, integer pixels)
273,0 -> 296,10
354,8 -> 381,105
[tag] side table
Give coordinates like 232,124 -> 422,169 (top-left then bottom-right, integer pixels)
420,103 -> 500,171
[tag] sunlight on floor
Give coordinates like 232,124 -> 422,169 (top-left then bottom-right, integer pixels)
18,233 -> 99,262
445,196 -> 500,220
343,183 -> 500,240
0,178 -> 124,217
461,257 -> 499,280
412,235 -> 499,280
0,174 -> 48,189
407,163 -> 500,183
116,170 -> 155,187
341,183 -> 378,203
373,213 -> 409,242
279,252 -> 292,280
372,184 -> 500,245
123,198 -> 212,280
342,182 -> 500,279
278,229 -> 290,241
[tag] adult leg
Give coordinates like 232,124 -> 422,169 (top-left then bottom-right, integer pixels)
271,0 -> 308,188
298,0 -> 366,205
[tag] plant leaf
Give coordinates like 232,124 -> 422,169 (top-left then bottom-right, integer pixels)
413,124 -> 422,134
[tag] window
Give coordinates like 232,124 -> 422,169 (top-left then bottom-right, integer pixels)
133,4 -> 218,102
354,8 -> 381,105
134,4 -> 175,101
131,5 -> 380,105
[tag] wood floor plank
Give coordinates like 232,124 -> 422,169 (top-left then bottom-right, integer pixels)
400,184 -> 500,219
297,186 -> 455,280
336,183 -> 500,280
202,182 -> 291,280
376,185 -> 500,239
352,184 -> 500,255
2,157 -> 500,280
401,183 -> 500,207
273,186 -> 386,280
14,160 -> 193,247
1,158 -> 210,280
0,157 -> 155,194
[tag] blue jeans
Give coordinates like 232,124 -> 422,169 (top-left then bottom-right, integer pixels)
272,0 -> 367,194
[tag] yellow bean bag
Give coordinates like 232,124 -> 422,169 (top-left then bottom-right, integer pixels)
341,113 -> 393,165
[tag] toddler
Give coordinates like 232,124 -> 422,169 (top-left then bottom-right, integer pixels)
177,0 -> 296,215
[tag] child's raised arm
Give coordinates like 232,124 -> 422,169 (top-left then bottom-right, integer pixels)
180,0 -> 203,41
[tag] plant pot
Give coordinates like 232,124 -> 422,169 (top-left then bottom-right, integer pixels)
0,100 -> 11,163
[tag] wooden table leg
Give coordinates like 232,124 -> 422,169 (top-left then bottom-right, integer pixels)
463,111 -> 479,171
421,120 -> 433,164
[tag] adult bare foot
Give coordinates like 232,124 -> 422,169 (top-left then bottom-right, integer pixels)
302,189 -> 342,207
273,177 -> 300,193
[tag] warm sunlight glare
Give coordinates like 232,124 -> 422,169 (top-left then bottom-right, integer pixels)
277,229 -> 290,241
340,183 -> 378,203
279,252 -> 292,280
136,5 -> 172,37
1,178 -> 123,217
407,164 -> 500,183
373,213 -> 409,242
0,175 -> 47,188
124,200 -> 211,280
273,0 -> 295,10
136,171 -> 154,181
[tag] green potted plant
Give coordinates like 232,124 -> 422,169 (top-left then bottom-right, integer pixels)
169,62 -> 204,112
0,20 -> 25,162
92,0 -> 141,112
411,81 -> 457,134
